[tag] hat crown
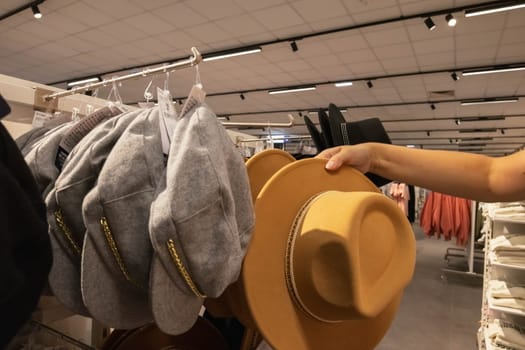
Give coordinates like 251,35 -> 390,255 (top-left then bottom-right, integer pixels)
288,191 -> 415,322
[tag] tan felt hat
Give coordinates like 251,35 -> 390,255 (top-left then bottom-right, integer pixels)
239,158 -> 416,350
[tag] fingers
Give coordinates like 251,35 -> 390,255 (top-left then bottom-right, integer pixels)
316,146 -> 342,160
315,147 -> 345,171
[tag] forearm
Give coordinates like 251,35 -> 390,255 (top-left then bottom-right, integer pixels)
368,143 -> 499,202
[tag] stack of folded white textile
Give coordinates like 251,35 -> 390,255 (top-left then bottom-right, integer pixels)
488,280 -> 525,312
490,235 -> 525,265
486,319 -> 525,350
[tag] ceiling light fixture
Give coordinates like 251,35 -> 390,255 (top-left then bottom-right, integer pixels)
240,93 -> 245,100
451,72 -> 459,81
462,64 -> 525,76
501,129 -> 506,134
290,41 -> 298,52
67,76 -> 101,87
430,103 -> 436,110
268,85 -> 316,95
460,97 -> 519,106
426,131 -> 430,136
366,80 -> 373,88
445,13 -> 456,26
455,119 -> 461,125
465,1 -> 525,17
424,17 -> 436,31
31,4 -> 42,19
335,81 -> 353,87
202,47 -> 262,62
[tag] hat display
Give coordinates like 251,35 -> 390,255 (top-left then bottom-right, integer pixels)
81,107 -> 162,328
46,109 -> 142,316
206,149 -> 295,320
148,103 -> 254,335
240,158 -> 416,350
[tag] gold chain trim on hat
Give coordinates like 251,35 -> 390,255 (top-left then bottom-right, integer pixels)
100,217 -> 143,290
166,239 -> 206,298
54,209 -> 81,256
284,192 -> 338,323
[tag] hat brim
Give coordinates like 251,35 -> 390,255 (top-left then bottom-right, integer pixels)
46,189 -> 90,316
206,149 -> 296,321
241,158 -> 402,349
81,188 -> 153,329
150,256 -> 203,335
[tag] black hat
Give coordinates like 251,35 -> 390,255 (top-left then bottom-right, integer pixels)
327,103 -> 393,187
317,110 -> 333,148
303,115 -> 327,153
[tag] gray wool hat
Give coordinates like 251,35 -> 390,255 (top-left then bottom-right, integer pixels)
46,109 -> 143,316
149,103 -> 255,335
81,107 -> 163,329
24,122 -> 74,197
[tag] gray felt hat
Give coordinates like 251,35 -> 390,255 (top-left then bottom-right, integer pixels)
46,109 -> 142,316
149,103 -> 255,335
81,107 -> 163,329
24,122 -> 74,197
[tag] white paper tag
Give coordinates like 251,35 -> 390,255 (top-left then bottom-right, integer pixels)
157,87 -> 177,119
180,84 -> 206,118
32,111 -> 53,129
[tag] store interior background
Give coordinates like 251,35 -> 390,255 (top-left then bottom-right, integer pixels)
1,0 -> 524,349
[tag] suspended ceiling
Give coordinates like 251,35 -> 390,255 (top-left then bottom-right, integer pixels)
1,0 -> 525,156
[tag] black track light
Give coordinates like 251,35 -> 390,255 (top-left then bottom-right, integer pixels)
31,5 -> 42,19
424,17 -> 436,31
455,119 -> 461,125
299,112 -> 303,117
501,129 -> 505,135
430,103 -> 436,110
426,131 -> 430,136
240,93 -> 245,100
445,13 -> 456,27
451,72 -> 459,81
290,41 -> 298,52
366,80 -> 373,88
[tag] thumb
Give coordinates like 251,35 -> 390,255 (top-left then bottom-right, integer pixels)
325,154 -> 344,171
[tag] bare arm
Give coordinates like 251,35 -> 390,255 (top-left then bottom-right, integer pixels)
316,143 -> 525,203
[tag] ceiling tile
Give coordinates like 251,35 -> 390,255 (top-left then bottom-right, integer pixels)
412,37 -> 454,55
276,59 -> 313,72
324,34 -> 370,53
187,0 -> 245,20
0,29 -> 43,52
39,11 -> 90,35
291,0 -> 348,22
234,0 -> 287,11
363,27 -> 410,46
338,49 -> 377,64
58,2 -> 114,26
351,5 -> 402,23
456,31 -> 501,50
252,4 -> 305,30
374,43 -> 414,59
340,0 -> 398,13
157,30 -> 204,52
497,44 -> 525,60
501,27 -> 525,45
17,19 -> 67,41
381,56 -> 419,71
76,28 -> 122,47
186,22 -> 233,43
87,0 -> 144,20
454,14 -> 506,35
122,12 -> 175,35
152,2 -> 208,28
215,15 -> 267,36
309,16 -> 356,31
98,22 -> 150,43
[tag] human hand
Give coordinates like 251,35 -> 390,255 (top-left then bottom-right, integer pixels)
315,144 -> 372,173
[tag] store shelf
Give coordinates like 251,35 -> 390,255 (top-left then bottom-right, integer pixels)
488,298 -> 525,317
491,216 -> 525,224
490,260 -> 525,270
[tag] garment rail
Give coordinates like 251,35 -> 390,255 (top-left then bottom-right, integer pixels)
221,114 -> 295,128
237,134 -> 310,142
43,47 -> 202,102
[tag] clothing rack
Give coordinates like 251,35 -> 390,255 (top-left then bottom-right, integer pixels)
43,47 -> 202,102
237,133 -> 310,142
